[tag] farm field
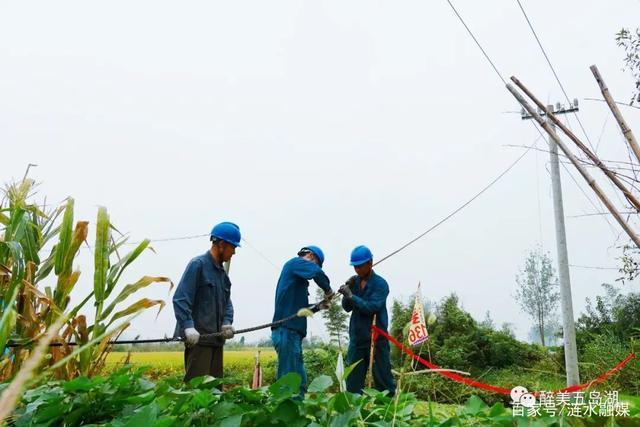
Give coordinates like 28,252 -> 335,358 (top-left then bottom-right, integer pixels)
106,349 -> 276,369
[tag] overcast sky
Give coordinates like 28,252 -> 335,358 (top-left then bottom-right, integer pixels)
2,1 -> 640,343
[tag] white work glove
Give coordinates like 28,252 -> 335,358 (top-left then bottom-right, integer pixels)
338,284 -> 353,299
221,324 -> 235,339
184,327 -> 200,347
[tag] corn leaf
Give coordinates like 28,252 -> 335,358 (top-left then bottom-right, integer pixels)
54,198 -> 74,275
0,211 -> 9,226
93,207 -> 110,306
23,218 -> 41,266
8,209 -> 40,266
67,292 -> 94,322
54,221 -> 88,307
4,208 -> 25,241
65,221 -> 88,270
75,315 -> 91,374
40,206 -> 64,246
101,276 -> 172,320
106,239 -> 151,296
107,298 -> 165,327
46,317 -> 133,372
0,288 -> 19,353
35,245 -> 56,284
0,241 -> 26,294
55,271 -> 81,311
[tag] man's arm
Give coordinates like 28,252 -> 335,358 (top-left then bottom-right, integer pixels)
351,281 -> 389,315
341,296 -> 354,312
291,258 -> 331,293
172,259 -> 200,331
223,297 -> 234,326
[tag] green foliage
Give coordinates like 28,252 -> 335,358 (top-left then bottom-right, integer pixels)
580,333 -> 640,395
576,284 -> 640,348
9,367 -> 638,426
315,288 -> 348,350
389,298 -> 413,365
391,294 -> 549,374
10,366 -> 431,426
514,249 -> 559,347
616,28 -> 640,105
0,177 -> 171,380
304,346 -> 339,392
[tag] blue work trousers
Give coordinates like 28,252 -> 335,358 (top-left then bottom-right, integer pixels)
272,327 -> 307,395
346,340 -> 396,396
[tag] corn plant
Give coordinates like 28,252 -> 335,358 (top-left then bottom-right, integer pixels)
0,177 -> 172,380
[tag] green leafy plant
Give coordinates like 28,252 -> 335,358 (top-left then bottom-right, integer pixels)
7,366 -> 639,426
1,177 -> 172,380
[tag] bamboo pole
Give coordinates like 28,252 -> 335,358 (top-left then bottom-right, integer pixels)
590,65 -> 640,164
506,82 -> 640,249
511,76 -> 640,212
367,314 -> 377,389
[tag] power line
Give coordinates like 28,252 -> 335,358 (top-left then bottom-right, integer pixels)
444,0 -> 506,85
515,0 -> 596,152
125,234 -> 208,245
561,162 -> 620,237
594,113 -> 609,154
107,233 -> 280,270
240,237 -> 280,270
584,98 -> 640,111
445,0 -> 620,241
375,138 -> 539,266
568,212 -> 637,219
569,264 -> 619,271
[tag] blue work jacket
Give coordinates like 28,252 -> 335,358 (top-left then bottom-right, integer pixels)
342,270 -> 389,347
173,251 -> 233,346
272,257 -> 331,337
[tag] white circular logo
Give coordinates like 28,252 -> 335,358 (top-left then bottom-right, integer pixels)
520,393 -> 536,408
510,386 -> 528,403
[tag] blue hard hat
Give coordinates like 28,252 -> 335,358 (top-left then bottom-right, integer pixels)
299,245 -> 325,267
350,245 -> 373,266
210,222 -> 242,247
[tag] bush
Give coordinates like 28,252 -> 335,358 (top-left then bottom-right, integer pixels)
576,284 -> 640,348
580,333 -> 640,395
391,294 -> 548,374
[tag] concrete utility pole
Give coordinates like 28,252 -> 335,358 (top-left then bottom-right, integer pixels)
521,102 -> 580,386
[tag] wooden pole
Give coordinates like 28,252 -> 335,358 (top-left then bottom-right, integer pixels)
590,65 -> 640,164
367,314 -> 377,389
393,372 -> 402,426
506,82 -> 640,249
511,76 -> 640,212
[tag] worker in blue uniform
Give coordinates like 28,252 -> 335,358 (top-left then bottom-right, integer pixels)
271,245 -> 334,395
339,245 -> 396,395
173,221 -> 240,382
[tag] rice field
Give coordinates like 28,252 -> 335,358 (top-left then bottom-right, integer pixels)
105,349 -> 277,372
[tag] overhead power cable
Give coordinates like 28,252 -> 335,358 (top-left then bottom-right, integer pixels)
444,0 -> 506,85
116,234 -> 280,270
445,0 -> 619,238
375,138 -> 539,266
583,98 -> 640,111
515,0 -> 596,151
569,264 -> 619,271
